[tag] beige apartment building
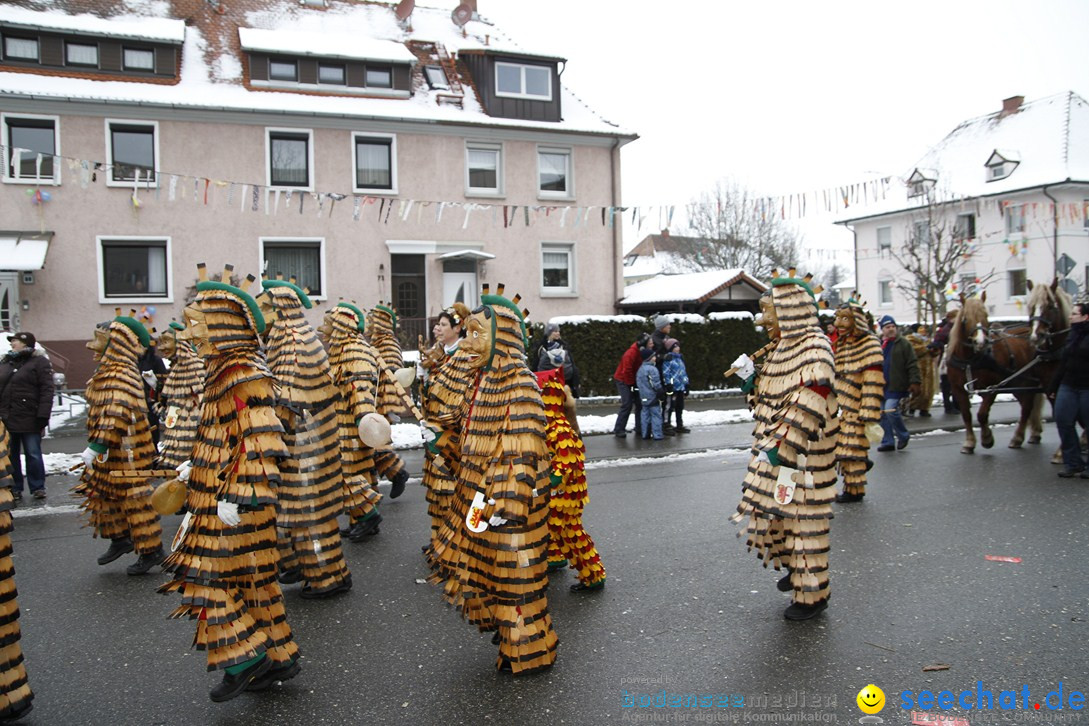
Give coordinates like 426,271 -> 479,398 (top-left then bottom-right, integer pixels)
0,0 -> 636,383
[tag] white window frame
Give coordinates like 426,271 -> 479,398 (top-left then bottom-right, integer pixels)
877,278 -> 894,307
265,127 -> 314,192
95,235 -> 173,304
259,237 -> 327,301
876,226 -> 891,255
537,146 -> 573,200
540,242 -> 576,297
2,113 -> 60,185
350,132 -> 397,195
465,141 -> 503,197
1005,204 -> 1026,236
1006,266 -> 1027,299
105,118 -> 159,188
494,61 -> 552,102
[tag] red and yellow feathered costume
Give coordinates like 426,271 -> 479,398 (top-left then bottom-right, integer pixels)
536,367 -> 605,590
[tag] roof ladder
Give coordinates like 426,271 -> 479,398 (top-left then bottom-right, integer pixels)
433,43 -> 464,108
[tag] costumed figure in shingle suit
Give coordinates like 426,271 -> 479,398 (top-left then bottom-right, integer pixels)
159,264 -> 300,702
425,284 -> 558,674
258,278 -> 352,599
320,303 -> 384,541
0,421 -> 33,722
365,303 -> 413,499
418,303 -> 474,543
536,366 -> 606,592
730,270 -> 839,621
832,296 -> 885,504
76,312 -> 165,576
155,322 -> 205,471
905,326 -> 935,418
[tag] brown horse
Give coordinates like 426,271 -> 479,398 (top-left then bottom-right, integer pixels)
1025,278 -> 1071,458
946,293 -> 1049,454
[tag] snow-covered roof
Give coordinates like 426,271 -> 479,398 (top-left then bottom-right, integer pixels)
839,92 -> 1089,223
620,269 -> 765,306
0,1 -> 630,139
237,27 -> 417,64
546,314 -> 647,326
0,5 -> 185,43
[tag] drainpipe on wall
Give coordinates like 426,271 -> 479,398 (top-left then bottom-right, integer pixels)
1041,183 -> 1060,278
610,136 -> 622,312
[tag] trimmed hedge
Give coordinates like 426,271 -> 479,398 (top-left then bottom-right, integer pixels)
530,314 -> 769,396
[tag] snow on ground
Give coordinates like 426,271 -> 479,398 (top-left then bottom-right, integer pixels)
47,393 -> 87,436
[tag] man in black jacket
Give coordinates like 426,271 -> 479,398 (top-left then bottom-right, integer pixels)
0,332 -> 54,500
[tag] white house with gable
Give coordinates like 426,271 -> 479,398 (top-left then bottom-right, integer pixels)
839,92 -> 1089,326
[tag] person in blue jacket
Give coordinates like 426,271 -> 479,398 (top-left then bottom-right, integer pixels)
635,348 -> 664,440
661,338 -> 691,433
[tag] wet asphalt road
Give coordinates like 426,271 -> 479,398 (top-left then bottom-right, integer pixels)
9,407 -> 1089,725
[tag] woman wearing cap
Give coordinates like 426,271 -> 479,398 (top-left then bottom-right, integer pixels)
0,332 -> 54,501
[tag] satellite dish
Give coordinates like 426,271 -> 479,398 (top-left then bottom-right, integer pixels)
394,0 -> 414,22
451,3 -> 473,27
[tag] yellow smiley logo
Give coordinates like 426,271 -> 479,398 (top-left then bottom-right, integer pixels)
856,684 -> 885,714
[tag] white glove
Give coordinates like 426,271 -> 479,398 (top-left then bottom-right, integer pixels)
419,423 -> 438,444
756,450 -> 770,464
488,514 -> 508,528
81,446 -> 98,468
387,412 -> 401,425
141,370 -> 158,389
731,354 -> 755,381
216,500 -> 241,527
175,460 -> 192,483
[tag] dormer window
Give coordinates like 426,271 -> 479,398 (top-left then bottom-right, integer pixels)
269,59 -> 297,82
495,61 -> 551,101
318,63 -> 345,85
985,150 -> 1019,182
123,48 -> 154,71
365,66 -> 392,88
906,168 -> 936,199
3,36 -> 38,61
65,41 -> 99,68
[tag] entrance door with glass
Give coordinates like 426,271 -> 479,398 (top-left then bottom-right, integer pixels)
0,272 -> 18,331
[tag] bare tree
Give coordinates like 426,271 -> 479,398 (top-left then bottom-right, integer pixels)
888,197 -> 996,328
678,180 -> 801,278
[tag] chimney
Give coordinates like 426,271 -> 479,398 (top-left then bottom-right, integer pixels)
464,0 -> 477,12
1000,95 -> 1024,118
660,228 -> 670,238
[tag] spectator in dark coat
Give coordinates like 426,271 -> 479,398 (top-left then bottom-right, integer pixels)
650,315 -> 674,432
137,345 -> 168,445
876,316 -> 920,452
928,309 -> 959,413
529,322 -> 564,373
635,348 -> 664,440
0,332 -> 54,500
612,332 -> 651,437
537,341 -> 581,398
1049,299 -> 1089,477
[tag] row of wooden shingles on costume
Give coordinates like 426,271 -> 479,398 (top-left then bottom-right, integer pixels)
535,366 -> 606,591
0,421 -> 35,720
417,302 -> 475,541
155,322 -> 205,472
832,295 -> 885,503
731,270 -> 840,622
321,302 -> 386,541
364,303 -> 412,498
257,279 -> 353,599
159,263 -> 301,701
76,310 -> 166,575
423,284 -> 559,674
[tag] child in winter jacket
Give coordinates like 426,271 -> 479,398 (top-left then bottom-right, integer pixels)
635,348 -> 664,440
662,339 -> 690,433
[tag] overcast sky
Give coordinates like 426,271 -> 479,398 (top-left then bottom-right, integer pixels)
429,0 -> 1089,267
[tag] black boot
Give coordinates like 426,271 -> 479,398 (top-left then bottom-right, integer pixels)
97,538 -> 134,565
783,599 -> 828,621
346,513 -> 382,542
278,568 -> 304,585
245,658 -> 301,692
126,547 -> 165,576
209,656 -> 273,702
0,700 -> 33,723
389,469 -> 409,499
300,575 -> 352,600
